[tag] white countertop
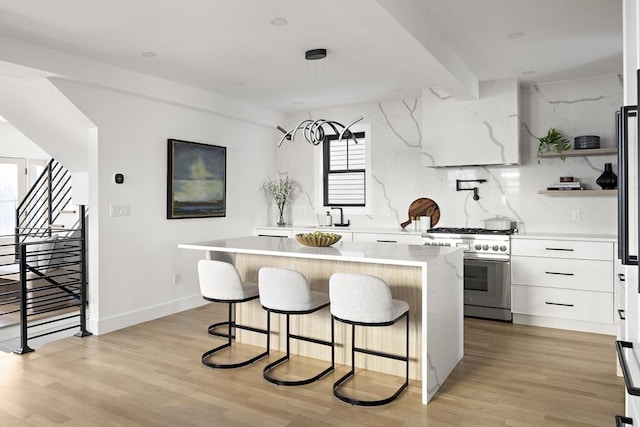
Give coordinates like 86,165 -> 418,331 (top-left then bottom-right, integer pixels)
512,232 -> 617,242
179,235 -> 458,266
257,225 -> 617,242
255,225 -> 423,235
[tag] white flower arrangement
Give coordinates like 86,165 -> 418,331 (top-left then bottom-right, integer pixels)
262,174 -> 300,225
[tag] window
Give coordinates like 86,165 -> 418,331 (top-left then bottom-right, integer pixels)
323,131 -> 366,206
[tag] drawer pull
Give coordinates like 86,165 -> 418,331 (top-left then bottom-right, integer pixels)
616,415 -> 634,426
616,340 -> 640,396
257,234 -> 288,238
619,309 -> 627,320
545,271 -> 574,276
376,240 -> 397,243
545,301 -> 574,307
545,247 -> 574,252
619,273 -> 626,282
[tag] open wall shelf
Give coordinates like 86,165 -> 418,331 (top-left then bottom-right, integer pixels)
538,147 -> 617,158
538,189 -> 617,196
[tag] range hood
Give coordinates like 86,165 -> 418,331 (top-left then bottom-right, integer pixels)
421,78 -> 520,168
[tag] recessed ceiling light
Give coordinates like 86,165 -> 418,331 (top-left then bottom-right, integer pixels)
270,17 -> 288,26
521,70 -> 536,75
293,101 -> 304,105
507,32 -> 525,39
391,88 -> 404,93
141,51 -> 157,57
232,81 -> 246,86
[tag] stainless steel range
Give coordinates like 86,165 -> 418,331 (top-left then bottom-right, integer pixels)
423,227 -> 514,322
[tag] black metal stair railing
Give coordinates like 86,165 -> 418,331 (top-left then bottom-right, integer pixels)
15,159 -> 72,248
13,205 -> 90,354
0,158 -> 91,353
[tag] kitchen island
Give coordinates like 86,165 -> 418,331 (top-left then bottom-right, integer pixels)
179,236 -> 463,404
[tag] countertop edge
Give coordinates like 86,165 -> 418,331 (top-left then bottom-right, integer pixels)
179,236 -> 460,266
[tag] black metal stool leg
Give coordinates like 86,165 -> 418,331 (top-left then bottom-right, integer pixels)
207,302 -> 235,339
333,312 -> 410,406
202,302 -> 268,369
263,310 -> 334,386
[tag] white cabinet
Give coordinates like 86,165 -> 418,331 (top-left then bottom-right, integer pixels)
352,232 -> 422,245
616,246 -> 627,341
253,227 -> 423,245
511,237 -> 615,334
511,257 -> 612,292
254,227 -> 292,238
254,227 -> 354,242
511,238 -> 612,260
511,285 -> 613,324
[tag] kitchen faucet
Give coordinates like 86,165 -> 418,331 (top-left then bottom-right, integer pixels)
331,207 -> 350,227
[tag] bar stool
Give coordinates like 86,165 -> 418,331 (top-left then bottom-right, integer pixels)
197,259 -> 268,369
258,267 -> 334,386
329,272 -> 410,406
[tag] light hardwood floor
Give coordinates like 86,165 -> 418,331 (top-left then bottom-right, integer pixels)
0,304 -> 624,426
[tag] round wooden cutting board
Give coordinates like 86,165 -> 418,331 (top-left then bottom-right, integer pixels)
400,198 -> 441,229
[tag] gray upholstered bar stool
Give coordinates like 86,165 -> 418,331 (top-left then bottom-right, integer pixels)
197,259 -> 268,369
258,267 -> 334,386
329,272 -> 410,406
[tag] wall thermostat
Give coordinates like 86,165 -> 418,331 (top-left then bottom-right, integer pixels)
115,173 -> 124,184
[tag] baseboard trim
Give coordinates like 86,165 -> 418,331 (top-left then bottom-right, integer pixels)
89,294 -> 207,335
512,313 -> 616,335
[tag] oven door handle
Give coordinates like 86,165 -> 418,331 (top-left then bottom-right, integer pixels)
466,258 -> 510,264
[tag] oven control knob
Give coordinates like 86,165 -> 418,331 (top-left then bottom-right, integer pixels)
482,244 -> 489,250
475,244 -> 481,250
499,245 -> 507,252
491,245 -> 499,251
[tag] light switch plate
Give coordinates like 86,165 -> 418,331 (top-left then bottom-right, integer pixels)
110,204 -> 131,217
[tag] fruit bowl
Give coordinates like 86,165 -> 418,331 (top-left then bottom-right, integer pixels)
295,231 -> 342,247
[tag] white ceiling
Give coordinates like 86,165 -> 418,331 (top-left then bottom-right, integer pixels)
0,0 -> 623,113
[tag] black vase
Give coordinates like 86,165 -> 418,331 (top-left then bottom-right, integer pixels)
596,163 -> 617,190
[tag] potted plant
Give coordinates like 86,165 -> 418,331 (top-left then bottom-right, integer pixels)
537,128 -> 571,163
263,174 -> 300,226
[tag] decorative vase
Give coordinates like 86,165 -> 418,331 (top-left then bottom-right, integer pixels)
277,206 -> 286,226
596,162 -> 617,190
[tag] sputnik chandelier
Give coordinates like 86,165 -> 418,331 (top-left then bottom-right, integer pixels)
276,48 -> 363,148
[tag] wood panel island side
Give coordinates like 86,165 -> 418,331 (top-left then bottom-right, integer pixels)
179,236 -> 463,404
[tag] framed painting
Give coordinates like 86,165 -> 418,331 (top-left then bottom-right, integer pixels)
167,139 -> 226,219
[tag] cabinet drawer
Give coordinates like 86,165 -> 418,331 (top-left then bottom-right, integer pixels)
512,284 -> 613,324
254,228 -> 292,238
511,256 -> 612,292
352,232 -> 423,245
511,239 -> 613,260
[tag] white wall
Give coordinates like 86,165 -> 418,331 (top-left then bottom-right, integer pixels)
0,35 -> 283,334
0,120 -> 49,159
50,79 -> 277,333
0,76 -> 94,172
277,74 -> 621,235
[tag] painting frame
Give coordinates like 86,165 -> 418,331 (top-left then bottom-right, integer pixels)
167,139 -> 226,219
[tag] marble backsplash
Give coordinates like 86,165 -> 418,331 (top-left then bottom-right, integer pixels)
275,74 -> 622,235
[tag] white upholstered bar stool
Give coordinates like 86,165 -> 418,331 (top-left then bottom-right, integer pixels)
329,272 -> 410,406
258,267 -> 334,386
197,259 -> 268,369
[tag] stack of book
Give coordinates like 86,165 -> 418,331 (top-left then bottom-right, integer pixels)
547,181 -> 583,191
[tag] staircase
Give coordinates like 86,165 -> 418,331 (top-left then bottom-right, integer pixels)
0,159 -> 90,353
